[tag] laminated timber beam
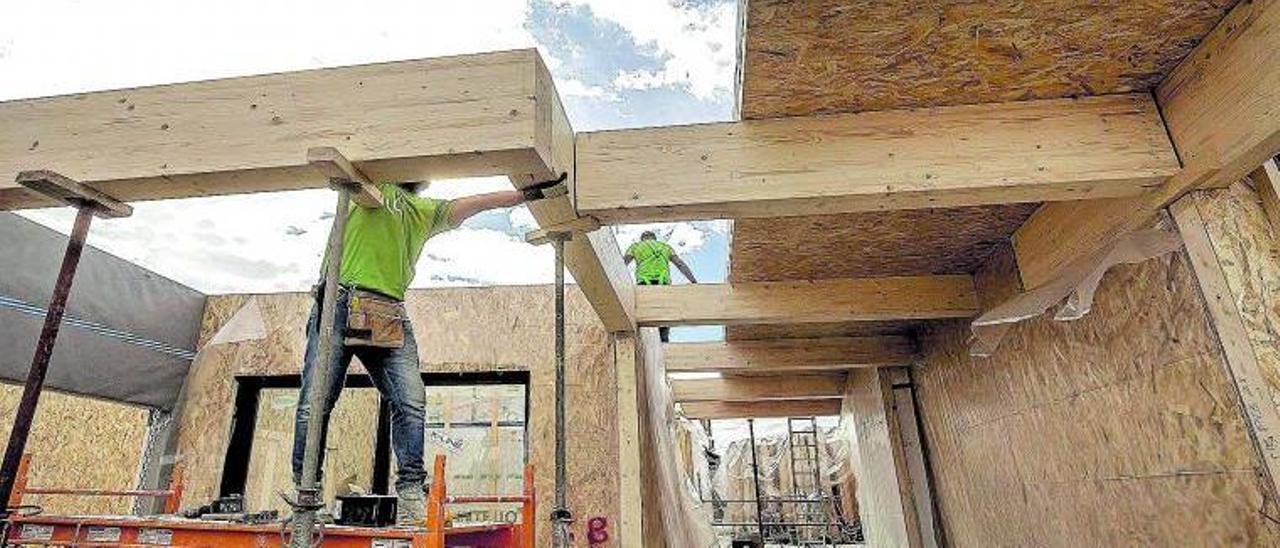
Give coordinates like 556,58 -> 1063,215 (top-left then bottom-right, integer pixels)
664,336 -> 918,373
635,276 -> 978,326
1013,0 -> 1280,289
671,374 -> 846,402
680,400 -> 842,420
0,49 -> 635,332
575,94 -> 1178,223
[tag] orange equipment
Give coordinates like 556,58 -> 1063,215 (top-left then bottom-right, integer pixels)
4,454 -> 536,548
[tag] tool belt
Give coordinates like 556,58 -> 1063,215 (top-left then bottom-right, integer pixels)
343,288 -> 406,348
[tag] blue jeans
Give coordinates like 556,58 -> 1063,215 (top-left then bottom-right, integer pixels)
292,287 -> 427,489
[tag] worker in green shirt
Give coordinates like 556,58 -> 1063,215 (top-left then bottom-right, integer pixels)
292,178 -> 562,526
624,230 -> 698,342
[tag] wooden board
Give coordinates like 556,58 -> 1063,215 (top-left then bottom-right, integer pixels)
0,49 -> 551,210
739,0 -> 1236,118
577,95 -> 1176,223
912,236 -> 1280,545
176,286 -> 619,547
842,369 -> 912,546
665,336 -> 917,373
611,334 -> 644,548
679,399 -> 842,420
636,276 -> 978,326
1250,159 -> 1280,231
1173,192 -> 1280,501
1013,0 -> 1280,290
0,384 -> 150,515
670,374 -> 847,402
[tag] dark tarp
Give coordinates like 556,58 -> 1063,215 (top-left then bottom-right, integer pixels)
0,212 -> 205,409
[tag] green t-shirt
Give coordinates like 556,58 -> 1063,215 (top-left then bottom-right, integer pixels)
333,184 -> 453,300
627,239 -> 674,284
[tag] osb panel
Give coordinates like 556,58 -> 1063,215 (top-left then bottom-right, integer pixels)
176,286 -> 616,546
1195,182 -> 1280,413
730,205 -> 1037,282
728,204 -> 1035,340
912,247 -> 1280,545
0,384 -> 150,515
740,0 -> 1236,118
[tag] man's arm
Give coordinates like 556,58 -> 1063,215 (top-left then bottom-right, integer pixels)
670,255 -> 698,283
447,173 -> 566,227
448,191 -> 525,227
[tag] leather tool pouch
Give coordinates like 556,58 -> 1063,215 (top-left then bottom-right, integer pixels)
343,290 -> 406,348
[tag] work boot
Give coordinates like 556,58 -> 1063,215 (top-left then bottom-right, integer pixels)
395,482 -> 426,527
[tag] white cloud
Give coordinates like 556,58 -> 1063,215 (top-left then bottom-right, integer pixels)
0,0 -> 538,100
557,78 -> 620,101
555,0 -> 737,100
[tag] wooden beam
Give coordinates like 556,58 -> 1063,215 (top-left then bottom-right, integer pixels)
1170,195 -> 1280,504
1014,0 -> 1280,289
512,55 -> 634,332
846,368 -> 914,546
664,336 -> 917,373
0,49 -> 551,210
15,170 -> 131,218
679,399 -> 843,420
636,277 -> 977,326
1250,159 -> 1280,232
670,374 -> 847,402
576,94 -> 1177,223
305,146 -> 383,208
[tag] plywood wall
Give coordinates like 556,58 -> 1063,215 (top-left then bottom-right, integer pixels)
1192,181 -> 1280,413
172,286 -> 618,546
0,383 -> 151,515
913,237 -> 1280,545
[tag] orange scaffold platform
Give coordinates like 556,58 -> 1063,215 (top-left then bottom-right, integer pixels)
3,454 -> 535,548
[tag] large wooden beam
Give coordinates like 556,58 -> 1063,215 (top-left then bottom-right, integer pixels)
0,49 -> 553,209
665,336 -> 917,373
1013,0 -> 1280,289
576,94 -> 1177,223
636,277 -> 977,326
680,400 -> 843,420
671,374 -> 847,402
511,55 -> 634,332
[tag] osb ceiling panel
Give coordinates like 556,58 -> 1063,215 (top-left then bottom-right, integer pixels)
740,0 -> 1236,118
730,204 -> 1039,282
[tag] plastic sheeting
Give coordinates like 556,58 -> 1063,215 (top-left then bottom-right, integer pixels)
639,328 -> 719,547
709,423 -> 859,544
970,228 -> 1183,357
0,212 -> 205,409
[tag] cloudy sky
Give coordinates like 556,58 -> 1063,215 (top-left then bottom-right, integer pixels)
1,0 -> 736,338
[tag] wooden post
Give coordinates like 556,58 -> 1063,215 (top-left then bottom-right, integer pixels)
1171,195 -> 1280,503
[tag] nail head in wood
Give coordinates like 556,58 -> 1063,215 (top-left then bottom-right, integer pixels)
15,170 -> 132,218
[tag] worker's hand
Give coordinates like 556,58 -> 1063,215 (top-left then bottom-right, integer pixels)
521,172 -> 568,202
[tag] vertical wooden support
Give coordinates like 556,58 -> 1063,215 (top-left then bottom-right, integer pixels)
889,369 -> 941,548
1171,196 -> 1280,502
845,368 -> 918,548
612,334 -> 644,547
1250,159 -> 1280,232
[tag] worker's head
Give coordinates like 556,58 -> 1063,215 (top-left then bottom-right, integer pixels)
640,230 -> 657,241
398,181 -> 427,194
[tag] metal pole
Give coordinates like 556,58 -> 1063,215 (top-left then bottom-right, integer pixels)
291,186 -> 351,547
812,418 -> 832,546
748,418 -> 765,546
0,207 -> 94,518
549,234 -> 573,547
